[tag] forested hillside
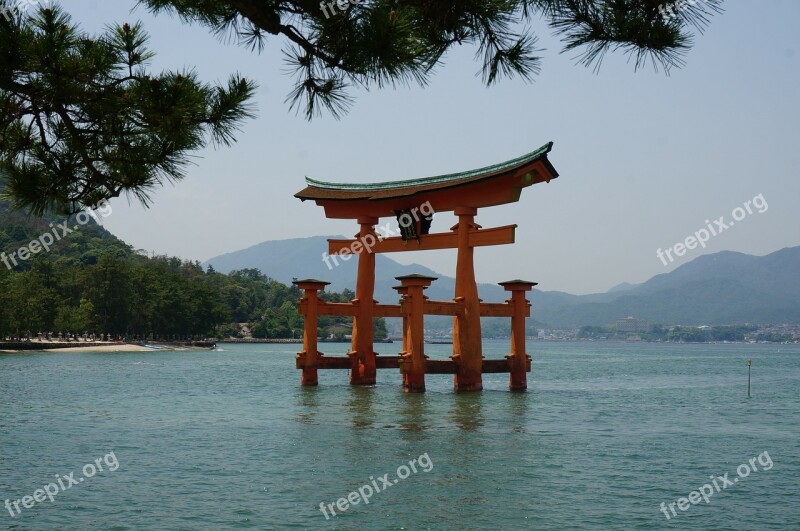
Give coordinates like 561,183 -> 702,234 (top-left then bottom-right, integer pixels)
0,200 -> 383,339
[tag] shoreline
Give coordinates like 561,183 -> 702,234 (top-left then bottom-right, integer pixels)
0,341 -> 215,353
217,338 -> 393,344
1,344 -> 154,353
4,338 -> 796,354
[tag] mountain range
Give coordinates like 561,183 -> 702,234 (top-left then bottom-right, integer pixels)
204,237 -> 800,327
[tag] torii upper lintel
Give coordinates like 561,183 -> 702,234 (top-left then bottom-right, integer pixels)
295,142 -> 558,219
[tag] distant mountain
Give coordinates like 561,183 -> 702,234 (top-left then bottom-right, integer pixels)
608,282 -> 638,293
204,235 -> 510,304
540,248 -> 800,326
205,237 -> 800,327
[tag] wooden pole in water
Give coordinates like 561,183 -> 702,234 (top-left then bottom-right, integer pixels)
747,359 -> 751,398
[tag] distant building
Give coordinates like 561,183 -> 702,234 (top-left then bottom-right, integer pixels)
616,316 -> 648,333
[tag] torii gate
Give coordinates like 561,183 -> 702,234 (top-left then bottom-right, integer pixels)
293,142 -> 559,392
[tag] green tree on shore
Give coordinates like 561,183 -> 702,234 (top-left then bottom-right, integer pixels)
0,203 -> 372,340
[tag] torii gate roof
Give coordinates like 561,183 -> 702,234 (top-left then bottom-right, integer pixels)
295,142 -> 558,219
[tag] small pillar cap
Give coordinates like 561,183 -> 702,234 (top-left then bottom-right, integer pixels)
395,273 -> 438,282
396,273 -> 438,287
292,278 -> 331,289
499,279 -> 538,291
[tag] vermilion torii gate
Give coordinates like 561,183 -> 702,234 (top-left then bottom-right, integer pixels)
293,142 -> 559,392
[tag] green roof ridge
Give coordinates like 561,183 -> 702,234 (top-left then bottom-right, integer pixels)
305,141 -> 553,191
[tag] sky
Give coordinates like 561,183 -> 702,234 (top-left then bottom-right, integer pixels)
64,0 -> 800,295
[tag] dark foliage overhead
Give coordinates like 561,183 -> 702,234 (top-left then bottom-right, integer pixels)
0,4 -> 256,215
0,0 -> 722,214
138,0 -> 723,118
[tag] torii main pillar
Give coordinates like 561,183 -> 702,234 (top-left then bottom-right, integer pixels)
452,207 -> 483,392
350,217 -> 378,385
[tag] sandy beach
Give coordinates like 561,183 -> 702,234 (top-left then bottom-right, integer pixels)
42,344 -> 158,353
0,344 -> 185,353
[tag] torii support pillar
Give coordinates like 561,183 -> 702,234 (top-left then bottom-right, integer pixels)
452,206 -> 483,392
350,217 -> 379,385
392,285 -> 410,356
500,280 -> 537,391
293,279 -> 330,386
397,274 -> 436,393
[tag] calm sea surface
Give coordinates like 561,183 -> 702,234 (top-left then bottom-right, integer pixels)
1,341 -> 798,530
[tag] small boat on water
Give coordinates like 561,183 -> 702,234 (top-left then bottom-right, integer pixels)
425,340 -> 453,344
139,343 -> 167,350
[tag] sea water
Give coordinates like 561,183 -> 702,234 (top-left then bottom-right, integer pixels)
1,341 -> 798,529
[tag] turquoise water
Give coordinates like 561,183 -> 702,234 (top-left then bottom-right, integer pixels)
1,341 -> 799,529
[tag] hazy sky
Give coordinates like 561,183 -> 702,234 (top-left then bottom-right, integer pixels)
69,1 -> 799,294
